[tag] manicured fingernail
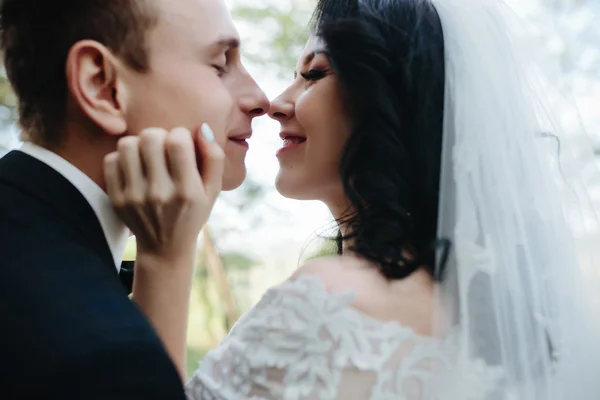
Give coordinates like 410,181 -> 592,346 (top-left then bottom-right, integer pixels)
201,123 -> 215,143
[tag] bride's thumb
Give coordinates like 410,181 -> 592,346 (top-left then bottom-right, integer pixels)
195,123 -> 225,200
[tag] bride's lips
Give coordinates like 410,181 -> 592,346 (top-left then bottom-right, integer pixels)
228,132 -> 251,150
276,132 -> 306,157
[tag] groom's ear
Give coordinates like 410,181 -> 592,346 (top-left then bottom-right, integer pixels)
65,40 -> 130,136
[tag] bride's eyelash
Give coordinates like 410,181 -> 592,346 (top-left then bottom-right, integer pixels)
300,69 -> 327,81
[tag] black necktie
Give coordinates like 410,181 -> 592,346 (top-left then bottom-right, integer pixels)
119,261 -> 135,295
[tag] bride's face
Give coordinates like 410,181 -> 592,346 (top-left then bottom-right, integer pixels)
268,37 -> 354,202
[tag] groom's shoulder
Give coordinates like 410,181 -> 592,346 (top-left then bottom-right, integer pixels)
2,240 -> 131,321
0,236 -> 136,325
0,237 -> 182,395
0,229 -> 149,348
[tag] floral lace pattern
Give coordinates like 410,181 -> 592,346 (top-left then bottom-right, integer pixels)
185,275 -> 502,400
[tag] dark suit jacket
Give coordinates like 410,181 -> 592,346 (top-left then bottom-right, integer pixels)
0,151 -> 185,399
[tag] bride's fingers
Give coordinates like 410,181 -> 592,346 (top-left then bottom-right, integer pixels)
139,128 -> 173,201
165,127 -> 199,199
196,123 -> 225,202
117,136 -> 146,204
104,152 -> 124,206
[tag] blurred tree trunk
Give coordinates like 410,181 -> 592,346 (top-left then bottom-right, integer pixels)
202,225 -> 239,329
194,259 -> 220,346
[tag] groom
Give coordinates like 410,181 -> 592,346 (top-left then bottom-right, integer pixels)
0,0 -> 267,398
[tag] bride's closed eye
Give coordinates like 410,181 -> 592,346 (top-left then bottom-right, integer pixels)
300,68 -> 328,81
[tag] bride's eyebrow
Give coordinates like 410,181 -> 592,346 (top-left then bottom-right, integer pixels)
294,48 -> 329,78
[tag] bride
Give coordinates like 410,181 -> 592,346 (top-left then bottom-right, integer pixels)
117,0 -> 600,398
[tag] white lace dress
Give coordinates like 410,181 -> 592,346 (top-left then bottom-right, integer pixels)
185,275 -> 502,400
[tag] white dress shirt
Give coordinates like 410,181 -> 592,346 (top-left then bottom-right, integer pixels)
19,142 -> 129,271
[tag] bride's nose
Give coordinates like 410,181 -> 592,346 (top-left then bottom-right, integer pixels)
268,94 -> 294,122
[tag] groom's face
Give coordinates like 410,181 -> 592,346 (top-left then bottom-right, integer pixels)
122,0 -> 267,190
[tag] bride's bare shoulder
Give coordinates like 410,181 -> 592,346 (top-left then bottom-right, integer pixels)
292,255 -> 380,292
291,255 -> 435,335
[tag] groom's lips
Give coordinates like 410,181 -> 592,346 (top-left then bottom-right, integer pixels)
228,132 -> 251,150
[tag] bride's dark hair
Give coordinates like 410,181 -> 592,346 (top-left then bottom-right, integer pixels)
311,0 -> 447,279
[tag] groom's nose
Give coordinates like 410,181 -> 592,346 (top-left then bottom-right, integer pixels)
235,71 -> 269,118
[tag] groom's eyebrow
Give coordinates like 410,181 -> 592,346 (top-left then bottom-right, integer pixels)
212,36 -> 240,51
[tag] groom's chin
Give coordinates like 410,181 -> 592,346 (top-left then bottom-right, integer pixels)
221,164 -> 247,191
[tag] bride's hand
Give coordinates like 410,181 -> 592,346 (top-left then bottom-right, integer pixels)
103,124 -> 224,379
104,124 -> 224,264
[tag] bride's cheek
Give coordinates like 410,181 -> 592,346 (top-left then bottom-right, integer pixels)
294,91 -> 313,123
295,86 -> 327,129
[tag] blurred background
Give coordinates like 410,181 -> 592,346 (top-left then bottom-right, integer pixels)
0,0 -> 598,378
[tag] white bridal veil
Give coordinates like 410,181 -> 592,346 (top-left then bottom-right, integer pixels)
432,0 -> 600,398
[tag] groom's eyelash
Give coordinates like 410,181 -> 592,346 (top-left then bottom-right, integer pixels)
213,65 -> 227,76
212,50 -> 235,76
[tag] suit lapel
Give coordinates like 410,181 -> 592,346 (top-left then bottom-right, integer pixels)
0,150 -> 115,270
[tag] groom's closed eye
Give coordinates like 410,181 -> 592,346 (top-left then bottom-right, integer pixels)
208,36 -> 240,76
